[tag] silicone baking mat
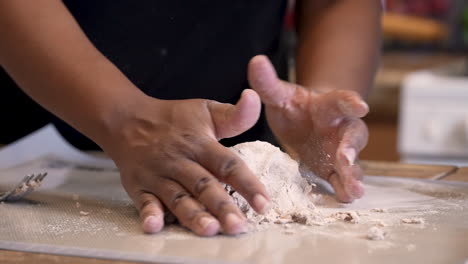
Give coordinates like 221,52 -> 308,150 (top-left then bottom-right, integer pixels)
0,126 -> 467,264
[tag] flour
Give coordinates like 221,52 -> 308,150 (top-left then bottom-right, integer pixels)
79,210 -> 90,216
367,226 -> 386,240
229,141 -> 323,228
228,142 -> 364,229
227,141 -> 435,238
406,244 -> 416,251
370,208 -> 387,213
401,217 -> 425,224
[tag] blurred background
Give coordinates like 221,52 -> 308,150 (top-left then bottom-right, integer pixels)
364,0 -> 468,166
285,0 -> 468,166
1,0 -> 467,166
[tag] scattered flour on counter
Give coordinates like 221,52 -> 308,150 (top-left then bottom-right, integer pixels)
225,141 -> 443,241
406,244 -> 416,251
367,226 -> 386,240
370,208 -> 387,213
228,141 -> 367,230
401,217 -> 425,224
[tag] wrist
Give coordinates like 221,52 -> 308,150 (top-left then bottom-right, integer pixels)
94,89 -> 163,156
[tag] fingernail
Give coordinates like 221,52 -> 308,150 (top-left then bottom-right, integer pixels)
343,148 -> 356,166
352,181 -> 365,198
359,101 -> 369,112
198,216 -> 216,229
346,180 -> 364,200
253,194 -> 270,214
225,213 -> 247,234
143,215 -> 163,233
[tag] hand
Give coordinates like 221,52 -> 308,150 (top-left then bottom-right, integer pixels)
101,90 -> 270,236
248,55 -> 369,203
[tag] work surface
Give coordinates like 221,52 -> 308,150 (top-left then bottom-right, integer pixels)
0,126 -> 467,264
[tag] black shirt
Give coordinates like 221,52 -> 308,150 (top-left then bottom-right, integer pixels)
0,1 -> 287,148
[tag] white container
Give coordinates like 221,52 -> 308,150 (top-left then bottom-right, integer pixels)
398,60 -> 468,166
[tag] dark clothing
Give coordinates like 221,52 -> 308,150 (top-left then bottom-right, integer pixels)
0,1 -> 287,148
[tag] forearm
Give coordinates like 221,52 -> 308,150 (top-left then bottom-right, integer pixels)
0,0 -> 147,147
295,0 -> 382,97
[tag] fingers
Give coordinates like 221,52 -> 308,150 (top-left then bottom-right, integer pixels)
329,166 -> 365,203
197,141 -> 270,214
171,160 -> 248,235
318,90 -> 369,126
248,55 -> 368,124
153,178 -> 221,237
328,173 -> 353,203
207,89 -> 261,140
131,191 -> 165,234
337,118 -> 369,166
332,119 -> 369,202
248,55 -> 295,107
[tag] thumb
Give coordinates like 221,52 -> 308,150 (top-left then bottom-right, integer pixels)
248,55 -> 294,106
208,89 -> 261,139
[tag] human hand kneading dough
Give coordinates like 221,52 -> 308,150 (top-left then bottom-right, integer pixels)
104,91 -> 270,236
248,55 -> 369,203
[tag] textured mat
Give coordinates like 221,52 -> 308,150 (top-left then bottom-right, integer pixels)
0,125 -> 467,264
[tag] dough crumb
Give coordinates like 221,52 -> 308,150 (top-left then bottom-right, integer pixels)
291,212 -> 309,224
79,211 -> 90,216
370,208 -> 387,213
332,211 -> 360,224
367,226 -> 386,240
401,217 -> 425,224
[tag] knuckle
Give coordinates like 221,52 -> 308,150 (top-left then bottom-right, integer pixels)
194,176 -> 214,197
135,192 -> 164,218
160,142 -> 184,160
180,132 -> 200,143
170,165 -> 186,181
140,198 -> 154,212
135,192 -> 154,210
215,199 -> 236,213
217,157 -> 240,182
169,191 -> 191,210
205,99 -> 221,112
